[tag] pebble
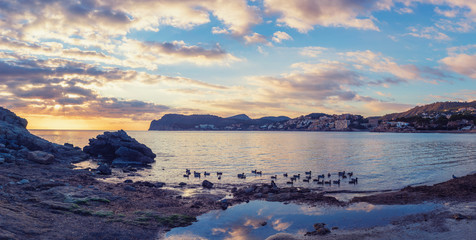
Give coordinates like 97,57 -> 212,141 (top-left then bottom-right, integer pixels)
124,185 -> 136,191
17,179 -> 30,185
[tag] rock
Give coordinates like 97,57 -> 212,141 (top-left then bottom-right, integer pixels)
202,180 -> 214,189
97,164 -> 112,175
307,222 -> 331,236
313,223 -> 326,230
17,179 -> 30,185
124,185 -> 136,191
27,151 -> 55,164
0,107 -> 28,128
220,199 -> 228,210
260,221 -> 267,226
155,182 -> 165,188
453,213 -> 468,220
83,130 -> 156,167
0,157 -> 4,164
41,200 -> 76,211
124,179 -> 133,183
244,186 -> 255,194
179,182 -> 187,187
265,233 -> 298,240
64,143 -> 74,148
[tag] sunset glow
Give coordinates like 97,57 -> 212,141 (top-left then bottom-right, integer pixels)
0,0 -> 475,130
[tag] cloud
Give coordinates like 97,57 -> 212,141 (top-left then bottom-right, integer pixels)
363,101 -> 414,115
299,46 -> 328,57
406,26 -> 451,40
272,31 -> 293,43
435,6 -> 459,17
120,39 -> 240,69
264,0 -> 380,32
244,33 -> 270,45
0,54 -> 233,121
440,53 -> 476,78
345,50 -> 420,80
248,62 -> 366,102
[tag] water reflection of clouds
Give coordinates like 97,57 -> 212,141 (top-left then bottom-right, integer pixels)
346,202 -> 382,212
297,205 -> 329,216
244,215 -> 272,229
272,218 -> 292,231
297,202 -> 381,215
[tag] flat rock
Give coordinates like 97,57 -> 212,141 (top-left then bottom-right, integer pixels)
27,151 -> 54,164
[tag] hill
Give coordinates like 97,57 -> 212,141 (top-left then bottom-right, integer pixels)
382,101 -> 476,120
148,114 -> 290,130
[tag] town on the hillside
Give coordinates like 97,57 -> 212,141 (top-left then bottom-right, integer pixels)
149,102 -> 476,132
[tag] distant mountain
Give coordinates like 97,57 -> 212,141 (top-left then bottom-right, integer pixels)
382,101 -> 476,120
149,114 -> 290,130
259,116 -> 291,122
226,114 -> 251,121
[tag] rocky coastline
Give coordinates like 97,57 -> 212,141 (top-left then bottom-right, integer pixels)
1,107 -> 475,239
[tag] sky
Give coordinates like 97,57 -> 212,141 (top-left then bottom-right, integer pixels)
0,0 -> 475,130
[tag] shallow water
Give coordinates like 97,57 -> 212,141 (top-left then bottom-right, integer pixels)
31,130 -> 476,191
164,200 -> 441,239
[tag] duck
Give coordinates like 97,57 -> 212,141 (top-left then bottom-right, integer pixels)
217,172 -> 223,176
290,177 -> 296,182
313,178 -> 318,182
327,173 -> 331,178
185,169 -> 191,174
318,174 -> 325,179
283,173 -> 288,177
303,178 -> 310,183
452,174 -> 458,179
332,179 -> 340,185
347,172 -> 353,177
218,175 -> 221,180
183,174 -> 189,178
237,173 -> 246,179
286,181 -> 293,185
324,180 -> 331,185
194,172 -> 201,178
293,174 -> 301,179
349,177 -> 358,184
204,171 -> 210,176
317,180 -> 324,185
256,171 -> 262,175
251,169 -> 257,174
305,171 -> 312,175
271,175 -> 277,179
342,174 -> 347,179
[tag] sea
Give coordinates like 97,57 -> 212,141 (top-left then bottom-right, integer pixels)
30,130 -> 476,192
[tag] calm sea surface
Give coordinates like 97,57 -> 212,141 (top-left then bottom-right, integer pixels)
30,130 -> 476,192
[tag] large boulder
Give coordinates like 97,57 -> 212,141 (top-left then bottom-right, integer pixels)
83,130 -> 156,167
0,107 -> 88,163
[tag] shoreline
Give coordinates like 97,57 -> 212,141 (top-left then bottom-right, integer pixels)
1,154 -> 475,239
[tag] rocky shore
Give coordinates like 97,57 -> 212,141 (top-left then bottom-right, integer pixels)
1,107 -> 475,240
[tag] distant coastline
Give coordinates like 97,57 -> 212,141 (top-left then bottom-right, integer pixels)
149,101 -> 476,133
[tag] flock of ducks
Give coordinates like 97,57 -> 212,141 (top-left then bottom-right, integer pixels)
182,169 -> 359,186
